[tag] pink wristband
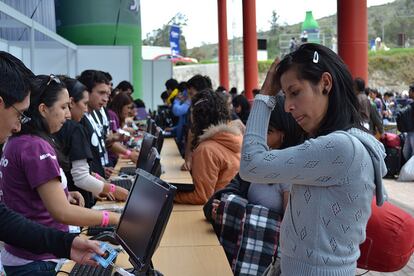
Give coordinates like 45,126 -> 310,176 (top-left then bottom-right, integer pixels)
109,184 -> 116,193
94,173 -> 101,179
101,211 -> 110,227
125,150 -> 132,157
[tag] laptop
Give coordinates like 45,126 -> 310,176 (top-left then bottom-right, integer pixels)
139,147 -> 161,178
115,169 -> 176,273
119,132 -> 157,176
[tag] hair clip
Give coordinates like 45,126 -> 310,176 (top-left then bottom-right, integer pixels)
313,51 -> 319,64
194,98 -> 208,106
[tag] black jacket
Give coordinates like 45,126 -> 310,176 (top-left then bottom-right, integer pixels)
0,203 -> 76,258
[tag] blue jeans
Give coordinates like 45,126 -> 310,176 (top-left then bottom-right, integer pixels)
3,261 -> 56,276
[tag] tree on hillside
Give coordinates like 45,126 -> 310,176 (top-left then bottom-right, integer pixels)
267,10 -> 281,59
385,0 -> 414,46
143,13 -> 188,56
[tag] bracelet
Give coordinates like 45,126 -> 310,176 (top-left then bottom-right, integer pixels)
101,211 -> 110,227
109,184 -> 116,193
125,150 -> 132,157
255,94 -> 277,109
94,173 -> 101,180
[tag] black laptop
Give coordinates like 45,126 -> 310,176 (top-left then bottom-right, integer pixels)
114,169 -> 176,274
119,132 -> 157,176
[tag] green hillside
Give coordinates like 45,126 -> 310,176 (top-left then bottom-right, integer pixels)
188,0 -> 413,61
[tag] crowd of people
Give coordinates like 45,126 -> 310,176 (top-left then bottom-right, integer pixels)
0,41 -> 411,275
0,51 -> 149,275
152,43 -> 406,276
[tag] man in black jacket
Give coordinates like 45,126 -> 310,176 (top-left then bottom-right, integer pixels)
0,51 -> 102,265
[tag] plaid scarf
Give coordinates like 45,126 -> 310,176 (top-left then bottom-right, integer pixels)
215,194 -> 281,276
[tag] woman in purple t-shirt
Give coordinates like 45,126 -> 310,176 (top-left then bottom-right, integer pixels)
0,75 -> 120,275
107,92 -> 138,165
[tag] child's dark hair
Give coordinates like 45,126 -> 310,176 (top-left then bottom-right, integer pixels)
269,94 -> 304,148
191,89 -> 230,150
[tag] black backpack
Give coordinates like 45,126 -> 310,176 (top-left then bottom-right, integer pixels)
396,103 -> 414,132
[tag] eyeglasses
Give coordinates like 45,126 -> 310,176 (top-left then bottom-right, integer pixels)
11,104 -> 31,124
46,74 -> 61,86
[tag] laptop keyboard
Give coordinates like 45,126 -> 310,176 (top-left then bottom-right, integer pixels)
86,225 -> 117,236
111,179 -> 133,191
119,167 -> 137,176
69,259 -> 115,276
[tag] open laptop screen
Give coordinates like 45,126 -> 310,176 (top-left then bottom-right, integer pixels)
136,133 -> 156,169
115,169 -> 175,271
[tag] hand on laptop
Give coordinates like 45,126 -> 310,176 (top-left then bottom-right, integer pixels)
70,237 -> 103,266
130,150 -> 139,164
113,186 -> 129,201
68,191 -> 85,207
104,167 -> 114,179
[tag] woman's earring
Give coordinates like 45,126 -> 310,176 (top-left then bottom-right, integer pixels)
323,88 -> 328,95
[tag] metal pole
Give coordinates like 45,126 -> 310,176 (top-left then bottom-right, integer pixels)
218,0 -> 229,91
242,0 -> 258,102
30,24 -> 35,71
66,47 -> 71,76
337,0 -> 368,83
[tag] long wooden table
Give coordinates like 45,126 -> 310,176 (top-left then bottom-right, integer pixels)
159,138 -> 193,186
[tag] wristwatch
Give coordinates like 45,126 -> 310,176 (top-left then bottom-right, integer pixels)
255,94 -> 277,109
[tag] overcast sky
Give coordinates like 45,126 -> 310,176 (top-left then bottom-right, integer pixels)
140,0 -> 396,48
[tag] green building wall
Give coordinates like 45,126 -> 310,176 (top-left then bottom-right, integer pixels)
55,0 -> 143,99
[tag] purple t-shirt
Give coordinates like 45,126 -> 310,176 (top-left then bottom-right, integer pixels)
0,135 -> 69,261
108,109 -> 120,132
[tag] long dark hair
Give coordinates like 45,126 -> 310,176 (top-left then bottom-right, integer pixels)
108,92 -> 133,126
275,43 -> 363,137
15,75 -> 68,167
191,89 -> 230,150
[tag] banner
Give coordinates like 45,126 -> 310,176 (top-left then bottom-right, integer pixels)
169,25 -> 180,55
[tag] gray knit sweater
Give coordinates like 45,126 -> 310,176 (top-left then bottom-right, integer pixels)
240,99 -> 387,276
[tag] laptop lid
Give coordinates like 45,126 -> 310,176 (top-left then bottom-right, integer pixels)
115,169 -> 176,272
136,133 -> 157,169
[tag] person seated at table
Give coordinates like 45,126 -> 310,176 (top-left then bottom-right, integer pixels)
106,91 -> 139,165
107,91 -> 135,134
77,70 -> 138,174
55,76 -> 128,208
174,89 -> 242,205
203,95 -> 303,274
0,51 -> 104,273
0,75 -> 120,275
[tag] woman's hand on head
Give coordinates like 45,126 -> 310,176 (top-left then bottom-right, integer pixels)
261,58 -> 281,96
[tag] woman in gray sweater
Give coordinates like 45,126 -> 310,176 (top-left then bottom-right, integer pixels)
240,43 -> 387,276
